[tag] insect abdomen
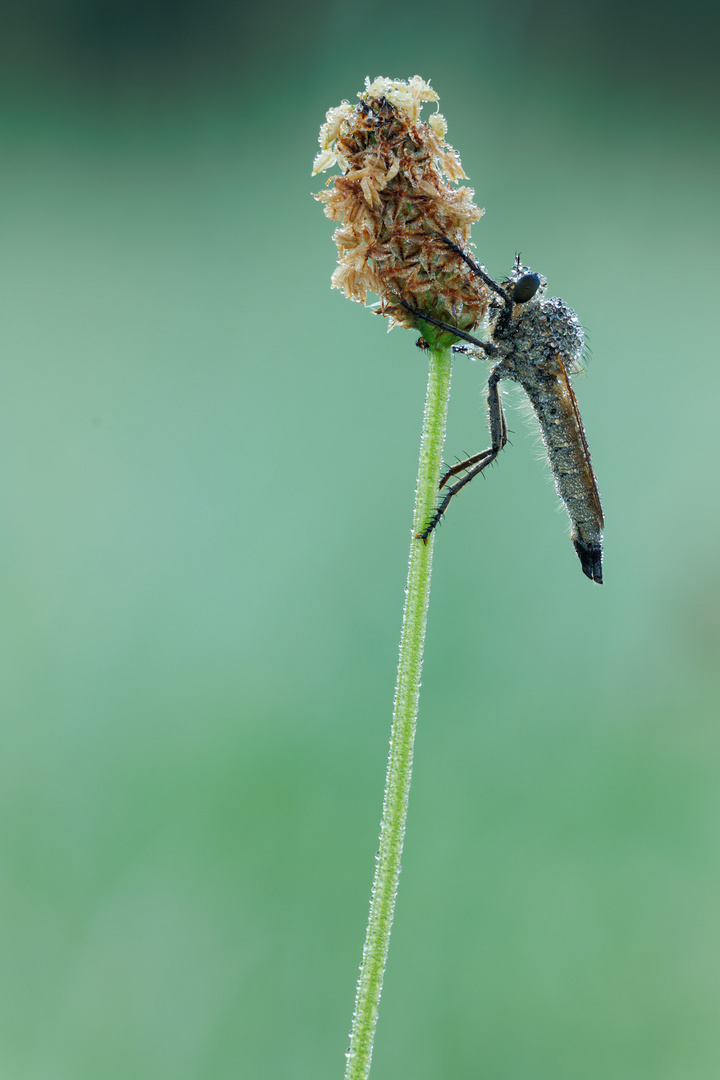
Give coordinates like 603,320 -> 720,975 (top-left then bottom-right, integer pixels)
525,374 -> 604,583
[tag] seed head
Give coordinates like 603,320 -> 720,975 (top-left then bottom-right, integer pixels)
313,76 -> 489,340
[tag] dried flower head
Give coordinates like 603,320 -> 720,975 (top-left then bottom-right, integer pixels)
313,76 -> 489,340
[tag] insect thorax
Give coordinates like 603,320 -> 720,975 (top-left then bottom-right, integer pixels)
492,295 -> 584,381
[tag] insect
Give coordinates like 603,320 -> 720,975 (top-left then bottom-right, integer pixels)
401,236 -> 604,584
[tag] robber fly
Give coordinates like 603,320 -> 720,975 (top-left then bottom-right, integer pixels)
401,236 -> 604,584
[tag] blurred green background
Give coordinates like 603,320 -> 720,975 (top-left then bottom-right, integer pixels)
1,1 -> 719,1077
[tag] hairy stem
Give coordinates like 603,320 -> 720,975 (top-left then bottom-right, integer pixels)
344,341 -> 452,1080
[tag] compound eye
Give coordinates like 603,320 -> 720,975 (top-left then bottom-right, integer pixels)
512,273 -> 541,304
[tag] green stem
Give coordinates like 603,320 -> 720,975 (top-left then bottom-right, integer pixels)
344,341 -> 453,1080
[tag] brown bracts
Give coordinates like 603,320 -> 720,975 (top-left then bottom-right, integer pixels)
404,241 -> 604,583
313,77 -> 489,338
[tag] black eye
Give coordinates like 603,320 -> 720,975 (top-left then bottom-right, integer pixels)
512,273 -> 541,304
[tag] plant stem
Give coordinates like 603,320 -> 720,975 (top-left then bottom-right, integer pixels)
344,341 -> 453,1080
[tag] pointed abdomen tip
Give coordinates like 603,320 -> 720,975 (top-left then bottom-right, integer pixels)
573,539 -> 603,584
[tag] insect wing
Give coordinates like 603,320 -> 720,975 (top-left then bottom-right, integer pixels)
554,354 -> 604,528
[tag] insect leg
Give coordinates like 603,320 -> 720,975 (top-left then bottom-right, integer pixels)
397,300 -> 494,353
433,234 -> 509,305
432,234 -> 518,334
418,371 -> 508,541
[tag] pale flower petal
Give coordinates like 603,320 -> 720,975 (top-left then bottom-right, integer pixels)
312,148 -> 336,175
428,113 -> 447,139
318,102 -> 354,150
